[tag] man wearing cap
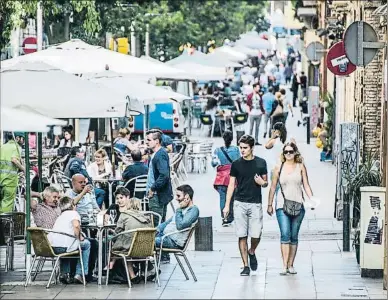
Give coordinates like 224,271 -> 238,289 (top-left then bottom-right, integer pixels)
0,132 -> 25,213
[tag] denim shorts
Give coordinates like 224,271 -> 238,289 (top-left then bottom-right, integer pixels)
276,207 -> 305,245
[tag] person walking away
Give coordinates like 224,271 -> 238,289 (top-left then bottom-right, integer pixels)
223,135 -> 268,276
122,149 -> 148,197
267,142 -> 314,275
262,87 -> 275,138
284,65 -> 293,85
299,71 -> 307,98
212,131 -> 241,227
291,72 -> 299,107
247,83 -> 265,145
280,88 -> 293,122
0,132 -> 25,213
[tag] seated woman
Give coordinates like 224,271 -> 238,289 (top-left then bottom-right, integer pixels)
107,196 -> 152,284
48,196 -> 91,285
114,128 -> 138,155
88,149 -> 113,209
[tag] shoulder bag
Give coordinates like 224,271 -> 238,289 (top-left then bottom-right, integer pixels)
220,147 -> 233,164
278,163 -> 303,217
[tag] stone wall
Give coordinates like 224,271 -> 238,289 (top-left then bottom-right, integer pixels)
354,1 -> 384,160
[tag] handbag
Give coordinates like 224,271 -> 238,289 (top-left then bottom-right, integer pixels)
272,102 -> 284,117
213,147 -> 233,188
278,163 -> 303,217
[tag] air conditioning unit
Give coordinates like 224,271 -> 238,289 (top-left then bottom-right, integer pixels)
297,7 -> 317,17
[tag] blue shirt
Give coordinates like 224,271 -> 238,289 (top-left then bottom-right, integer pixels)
66,189 -> 99,216
146,154 -> 155,193
211,145 -> 241,167
262,92 -> 275,114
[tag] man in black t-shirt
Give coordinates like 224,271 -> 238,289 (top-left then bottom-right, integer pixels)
223,135 -> 268,276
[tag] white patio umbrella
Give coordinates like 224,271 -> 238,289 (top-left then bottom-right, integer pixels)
211,46 -> 248,62
1,61 -> 144,118
1,106 -> 67,132
86,71 -> 191,105
232,45 -> 259,57
1,39 -> 196,81
172,62 -> 226,81
236,36 -> 272,50
166,50 -> 241,68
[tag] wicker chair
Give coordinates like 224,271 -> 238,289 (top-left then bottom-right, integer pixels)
25,227 -> 86,289
156,222 -> 197,281
106,228 -> 159,288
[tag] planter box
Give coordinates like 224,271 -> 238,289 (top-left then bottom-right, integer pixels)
360,186 -> 386,278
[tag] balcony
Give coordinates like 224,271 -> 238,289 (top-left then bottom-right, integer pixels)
302,0 -> 318,6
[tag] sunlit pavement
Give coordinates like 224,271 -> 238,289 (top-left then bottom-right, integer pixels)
1,113 -> 386,299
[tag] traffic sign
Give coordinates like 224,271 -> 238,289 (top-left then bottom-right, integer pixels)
326,41 -> 356,76
305,41 -> 325,62
344,21 -> 385,67
22,37 -> 37,54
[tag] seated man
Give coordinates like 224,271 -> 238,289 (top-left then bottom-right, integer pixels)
155,184 -> 199,263
48,196 -> 91,285
64,147 -> 105,208
31,186 -> 61,229
66,174 -> 99,282
122,149 -> 148,197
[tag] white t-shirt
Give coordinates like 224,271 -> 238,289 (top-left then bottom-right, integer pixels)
250,94 -> 263,116
48,210 -> 81,252
282,95 -> 290,113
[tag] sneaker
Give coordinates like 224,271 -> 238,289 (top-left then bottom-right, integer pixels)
130,276 -> 142,284
74,274 -> 85,285
59,273 -> 71,284
248,252 -> 258,271
240,266 -> 250,276
222,220 -> 232,227
255,142 -> 262,146
280,268 -> 288,276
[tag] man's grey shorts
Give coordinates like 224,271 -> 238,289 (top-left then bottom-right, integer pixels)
233,201 -> 263,238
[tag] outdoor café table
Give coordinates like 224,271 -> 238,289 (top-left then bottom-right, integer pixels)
83,223 -> 116,285
93,177 -> 123,206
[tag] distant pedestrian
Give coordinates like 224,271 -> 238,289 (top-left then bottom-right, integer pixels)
247,83 -> 265,145
267,142 -> 314,275
299,71 -> 307,98
291,73 -> 299,107
223,135 -> 268,276
212,131 -> 241,227
262,87 -> 275,138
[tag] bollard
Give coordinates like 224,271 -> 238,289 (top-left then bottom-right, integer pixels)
306,116 -> 311,145
195,217 -> 213,251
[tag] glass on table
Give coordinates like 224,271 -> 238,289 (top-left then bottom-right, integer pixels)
110,210 -> 117,225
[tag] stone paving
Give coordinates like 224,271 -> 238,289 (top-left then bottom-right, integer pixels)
1,115 -> 387,299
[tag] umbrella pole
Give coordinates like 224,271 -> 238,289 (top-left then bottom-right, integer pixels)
96,118 -> 99,150
24,133 -> 31,281
109,118 -> 116,178
37,132 -> 43,192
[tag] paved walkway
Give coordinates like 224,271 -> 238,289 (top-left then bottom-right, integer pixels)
1,114 -> 386,299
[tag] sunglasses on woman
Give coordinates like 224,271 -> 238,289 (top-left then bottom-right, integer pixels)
283,150 -> 295,155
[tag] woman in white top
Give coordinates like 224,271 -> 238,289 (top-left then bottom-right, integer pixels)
87,149 -> 113,180
49,196 -> 91,284
267,142 -> 314,276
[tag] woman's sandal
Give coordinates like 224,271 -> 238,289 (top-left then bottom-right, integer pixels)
287,267 -> 297,274
279,268 -> 288,276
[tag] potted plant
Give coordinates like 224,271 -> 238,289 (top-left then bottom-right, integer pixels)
345,152 -> 382,263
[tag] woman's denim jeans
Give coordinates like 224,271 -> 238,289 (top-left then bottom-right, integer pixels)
216,186 -> 234,223
276,208 -> 305,245
53,239 -> 91,276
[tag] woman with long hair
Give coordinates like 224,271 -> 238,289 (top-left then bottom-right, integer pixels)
267,142 -> 314,275
211,131 -> 240,226
58,128 -> 78,148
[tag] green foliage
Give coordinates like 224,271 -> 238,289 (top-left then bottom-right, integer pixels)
1,0 -> 269,59
345,152 -> 382,228
322,93 -> 334,148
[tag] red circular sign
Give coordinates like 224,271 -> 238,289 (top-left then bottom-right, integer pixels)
326,41 -> 356,76
22,37 -> 37,54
